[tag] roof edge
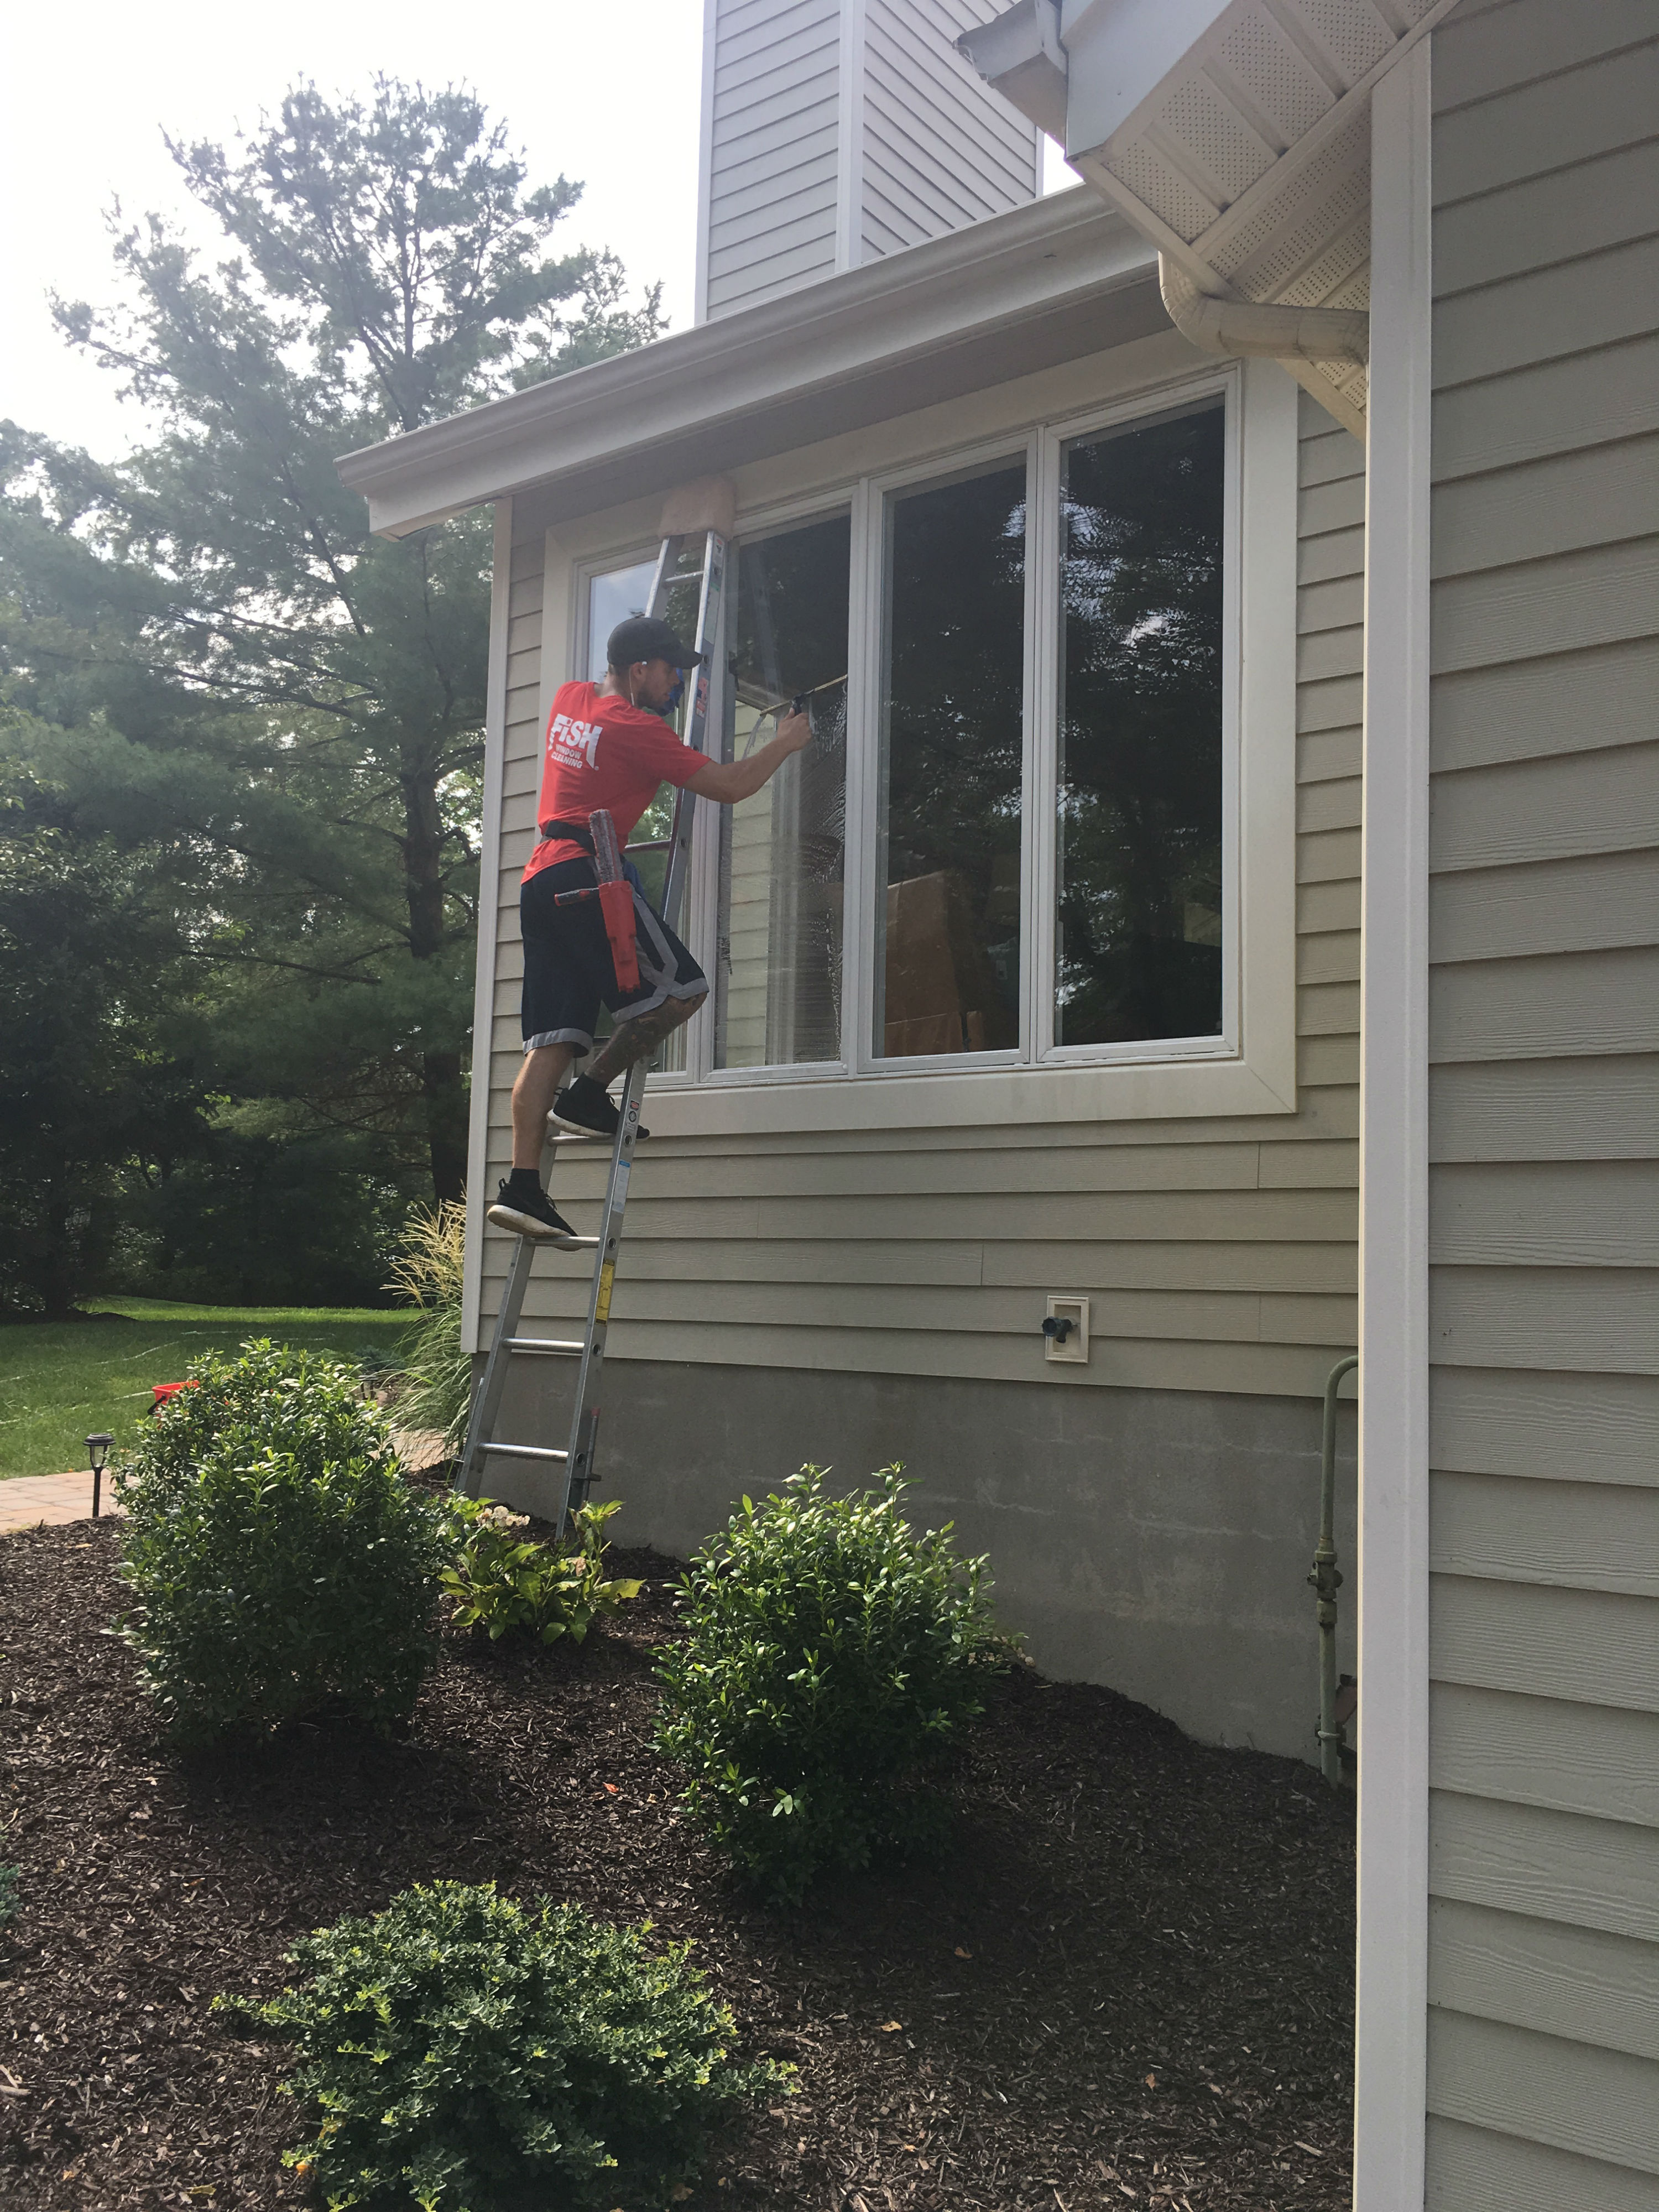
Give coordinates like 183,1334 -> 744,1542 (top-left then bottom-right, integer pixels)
336,187 -> 1156,536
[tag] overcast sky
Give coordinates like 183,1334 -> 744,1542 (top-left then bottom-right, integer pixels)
2,0 -> 1069,460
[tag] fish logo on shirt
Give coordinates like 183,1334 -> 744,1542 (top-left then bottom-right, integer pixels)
547,713 -> 603,771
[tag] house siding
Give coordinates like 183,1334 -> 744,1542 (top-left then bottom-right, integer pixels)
1423,1 -> 1659,2201
859,0 -> 1040,262
700,0 -> 1038,320
703,0 -> 843,320
460,371 -> 1365,1757
476,386 -> 1361,1411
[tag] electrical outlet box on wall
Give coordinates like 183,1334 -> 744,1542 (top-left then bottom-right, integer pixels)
1044,1294 -> 1090,1364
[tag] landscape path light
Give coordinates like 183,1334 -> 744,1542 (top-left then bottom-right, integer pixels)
86,1432 -> 114,1521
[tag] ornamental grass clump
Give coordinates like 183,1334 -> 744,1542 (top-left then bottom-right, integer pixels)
384,1197 -> 471,1456
216,1880 -> 788,2212
116,1339 -> 451,1747
654,1464 -> 1012,1902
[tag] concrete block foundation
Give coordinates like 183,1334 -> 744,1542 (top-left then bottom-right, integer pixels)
482,1359 -> 1358,1764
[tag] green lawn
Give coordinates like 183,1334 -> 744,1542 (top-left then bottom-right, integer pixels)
0,1298 -> 413,1480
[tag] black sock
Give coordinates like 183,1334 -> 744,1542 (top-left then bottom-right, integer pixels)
506,1166 -> 542,1196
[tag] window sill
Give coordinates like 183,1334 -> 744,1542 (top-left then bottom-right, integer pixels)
639,1049 -> 1296,1138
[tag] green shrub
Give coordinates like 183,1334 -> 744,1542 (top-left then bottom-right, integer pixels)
217,1880 -> 788,2211
0,1865 -> 18,1931
384,1199 -> 471,1454
116,1339 -> 451,1746
442,1496 -> 643,1645
654,1464 -> 1011,1901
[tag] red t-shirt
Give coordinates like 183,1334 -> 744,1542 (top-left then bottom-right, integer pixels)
523,681 -> 712,884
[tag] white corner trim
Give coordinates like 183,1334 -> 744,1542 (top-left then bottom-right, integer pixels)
461,499 -> 514,1357
835,0 -> 868,274
692,0 -> 719,328
1353,36 -> 1432,2212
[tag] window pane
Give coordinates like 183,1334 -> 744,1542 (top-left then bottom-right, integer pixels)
1056,401 -> 1225,1047
586,559 -> 657,678
585,551 -> 705,1075
714,514 -> 851,1070
877,460 -> 1026,1060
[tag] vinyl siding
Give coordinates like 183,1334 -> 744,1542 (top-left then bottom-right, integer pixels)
1423,4 -> 1659,2200
859,0 -> 1039,261
703,0 -> 842,319
472,385 -> 1361,1405
700,1 -> 1039,320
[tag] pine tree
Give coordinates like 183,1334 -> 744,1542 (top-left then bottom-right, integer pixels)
2,79 -> 661,1220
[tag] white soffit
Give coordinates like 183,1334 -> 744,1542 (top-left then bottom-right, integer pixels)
971,0 -> 1462,434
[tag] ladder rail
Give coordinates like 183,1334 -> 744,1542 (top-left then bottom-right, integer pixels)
456,1235 -> 535,1496
556,525 -> 728,1527
461,521 -> 730,1533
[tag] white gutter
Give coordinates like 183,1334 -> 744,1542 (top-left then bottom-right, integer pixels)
1158,256 -> 1369,368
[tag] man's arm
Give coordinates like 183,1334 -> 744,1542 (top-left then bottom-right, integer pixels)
686,709 -> 811,805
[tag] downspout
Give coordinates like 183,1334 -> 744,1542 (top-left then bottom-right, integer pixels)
1159,255 -> 1370,367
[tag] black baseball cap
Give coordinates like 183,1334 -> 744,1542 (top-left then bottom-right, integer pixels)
607,614 -> 703,672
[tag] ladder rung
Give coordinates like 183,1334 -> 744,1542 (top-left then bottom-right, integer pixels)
480,1442 -> 569,1463
505,1336 -> 585,1357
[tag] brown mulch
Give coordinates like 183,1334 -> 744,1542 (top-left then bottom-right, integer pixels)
0,1519 -> 1355,2211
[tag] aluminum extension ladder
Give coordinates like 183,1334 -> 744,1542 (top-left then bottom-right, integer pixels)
455,518 -> 729,1527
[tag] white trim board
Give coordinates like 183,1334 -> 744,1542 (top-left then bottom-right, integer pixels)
1353,36 -> 1433,2212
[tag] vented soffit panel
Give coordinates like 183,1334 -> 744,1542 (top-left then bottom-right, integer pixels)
964,0 -> 1463,434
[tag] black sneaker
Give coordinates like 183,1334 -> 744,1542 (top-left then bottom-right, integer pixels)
486,1181 -> 586,1246
551,1074 -> 649,1142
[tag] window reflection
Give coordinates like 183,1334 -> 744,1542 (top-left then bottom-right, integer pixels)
584,550 -> 707,1075
877,461 -> 1026,1059
715,514 -> 851,1070
1056,403 -> 1225,1046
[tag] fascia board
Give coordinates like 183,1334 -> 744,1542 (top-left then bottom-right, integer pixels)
956,0 -> 1070,140
1058,0 -> 1233,158
336,191 -> 1156,539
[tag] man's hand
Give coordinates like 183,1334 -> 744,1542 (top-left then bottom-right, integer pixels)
688,707 -> 814,806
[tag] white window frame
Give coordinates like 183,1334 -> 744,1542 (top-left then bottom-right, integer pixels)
857,430 -> 1037,1080
565,352 -> 1297,1138
1031,376 -> 1241,1071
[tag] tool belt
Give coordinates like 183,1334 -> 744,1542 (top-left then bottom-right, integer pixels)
544,820 -> 640,994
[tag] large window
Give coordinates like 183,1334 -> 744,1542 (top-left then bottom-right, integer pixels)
576,368 -> 1254,1095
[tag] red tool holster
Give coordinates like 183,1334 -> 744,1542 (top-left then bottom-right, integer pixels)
551,808 -> 640,995
595,877 -> 640,995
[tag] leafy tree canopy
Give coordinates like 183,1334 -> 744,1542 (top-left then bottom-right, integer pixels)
0,79 -> 662,1310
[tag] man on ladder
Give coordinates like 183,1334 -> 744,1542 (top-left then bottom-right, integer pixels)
487,611 -> 810,1246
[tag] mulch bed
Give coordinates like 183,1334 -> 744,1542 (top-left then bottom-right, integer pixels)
0,1518 -> 1354,2211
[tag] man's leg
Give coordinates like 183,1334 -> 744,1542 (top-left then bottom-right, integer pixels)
584,990 -> 708,1089
510,1042 -> 576,1169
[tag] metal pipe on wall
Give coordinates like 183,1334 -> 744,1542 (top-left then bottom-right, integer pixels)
1311,1354 -> 1359,1787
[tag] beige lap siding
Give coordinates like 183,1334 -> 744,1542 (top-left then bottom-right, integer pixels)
1423,2 -> 1659,2205
473,387 -> 1363,1402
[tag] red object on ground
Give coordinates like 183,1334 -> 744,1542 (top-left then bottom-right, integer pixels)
151,1381 -> 200,1412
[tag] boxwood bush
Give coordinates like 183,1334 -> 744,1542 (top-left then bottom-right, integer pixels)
654,1464 -> 1011,1901
116,1339 -> 450,1746
217,1880 -> 787,2211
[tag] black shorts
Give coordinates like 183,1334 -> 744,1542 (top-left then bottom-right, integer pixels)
519,858 -> 707,1055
